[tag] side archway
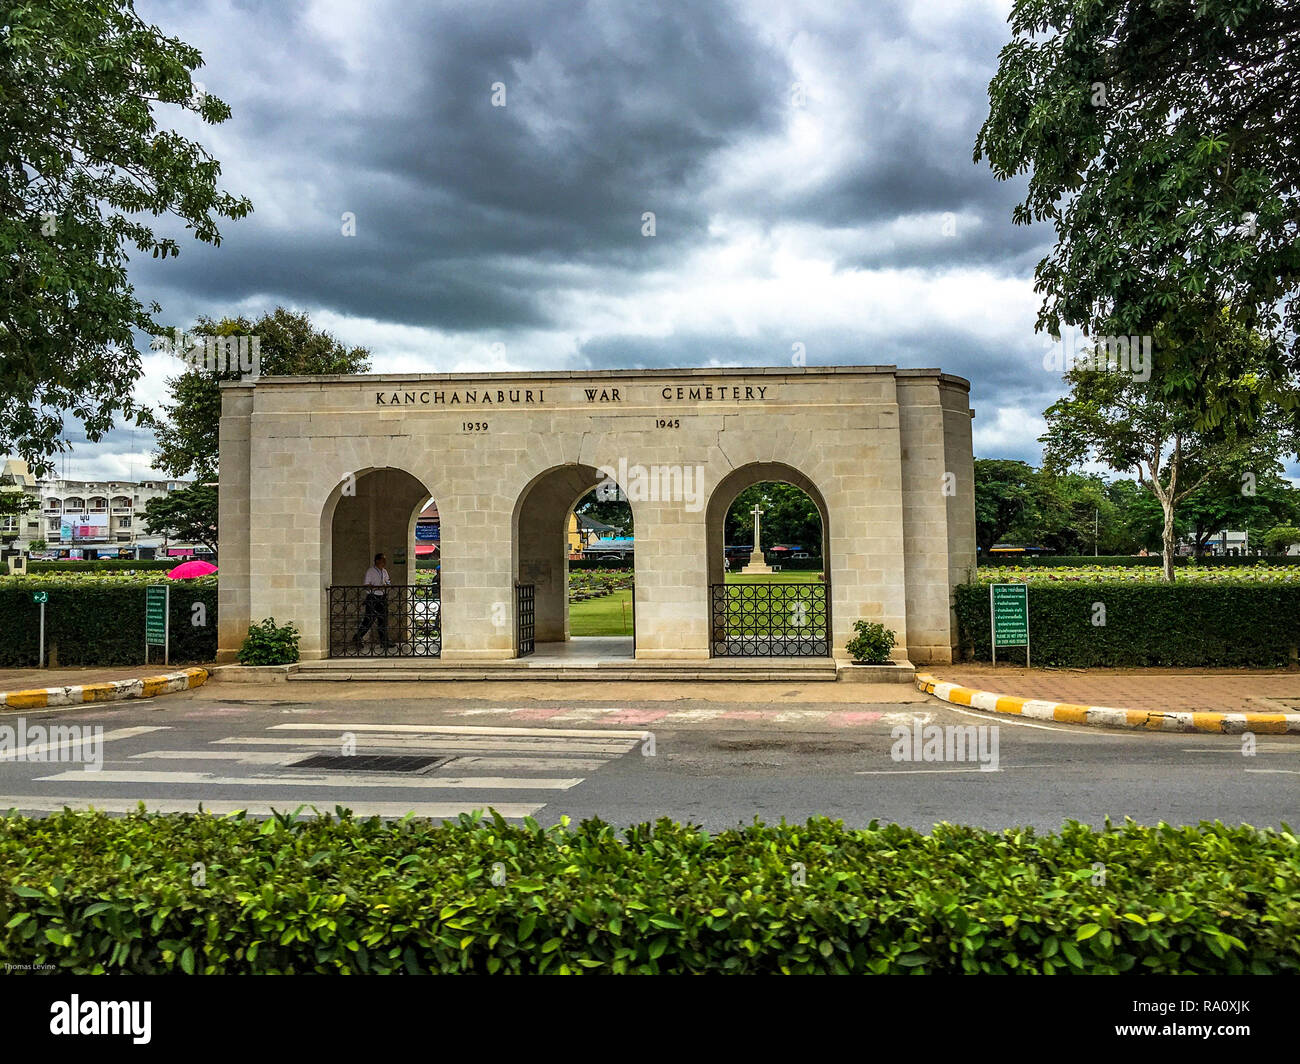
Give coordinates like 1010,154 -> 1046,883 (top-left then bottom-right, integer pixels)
320,467 -> 438,657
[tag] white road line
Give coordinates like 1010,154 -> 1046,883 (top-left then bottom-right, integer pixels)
444,757 -> 610,772
1244,768 -> 1300,775
126,751 -> 615,771
32,769 -> 583,790
854,765 -> 1053,775
0,796 -> 543,818
211,736 -> 639,754
130,750 -> 302,765
0,726 -> 169,762
267,722 -> 651,739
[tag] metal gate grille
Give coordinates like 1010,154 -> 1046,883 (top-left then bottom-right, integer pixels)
710,581 -> 830,657
516,582 -> 535,656
328,584 -> 440,657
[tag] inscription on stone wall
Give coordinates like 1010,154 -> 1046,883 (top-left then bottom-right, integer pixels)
375,382 -> 775,406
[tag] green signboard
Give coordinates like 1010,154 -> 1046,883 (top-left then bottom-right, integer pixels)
31,591 -> 48,604
990,583 -> 1029,665
145,584 -> 169,647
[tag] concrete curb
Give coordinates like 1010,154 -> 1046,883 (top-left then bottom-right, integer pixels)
0,667 -> 209,711
915,673 -> 1300,735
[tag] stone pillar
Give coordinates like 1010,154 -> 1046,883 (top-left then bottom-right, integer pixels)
216,385 -> 253,662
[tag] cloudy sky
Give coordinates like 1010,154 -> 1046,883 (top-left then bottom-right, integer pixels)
65,0 -> 1076,481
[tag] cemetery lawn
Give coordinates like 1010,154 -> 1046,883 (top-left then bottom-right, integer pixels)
569,588 -> 634,636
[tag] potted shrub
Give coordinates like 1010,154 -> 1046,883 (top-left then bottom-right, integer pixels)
238,617 -> 300,666
844,620 -> 896,665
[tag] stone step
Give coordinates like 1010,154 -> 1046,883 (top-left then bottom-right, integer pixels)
288,660 -> 839,683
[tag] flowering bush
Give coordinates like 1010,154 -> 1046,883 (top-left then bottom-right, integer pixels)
977,564 -> 1300,585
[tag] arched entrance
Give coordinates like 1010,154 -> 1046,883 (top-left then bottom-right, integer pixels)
512,463 -> 636,659
705,463 -> 830,657
323,467 -> 440,657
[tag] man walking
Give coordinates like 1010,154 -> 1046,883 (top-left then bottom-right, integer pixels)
353,552 -> 392,653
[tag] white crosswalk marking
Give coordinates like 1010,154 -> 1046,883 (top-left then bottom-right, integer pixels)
1,723 -> 638,819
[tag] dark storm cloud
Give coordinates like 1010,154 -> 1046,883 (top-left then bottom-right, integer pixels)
85,0 -> 1064,478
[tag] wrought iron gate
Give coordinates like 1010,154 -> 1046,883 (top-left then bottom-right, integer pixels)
328,584 -> 440,657
709,581 -> 830,657
516,582 -> 535,656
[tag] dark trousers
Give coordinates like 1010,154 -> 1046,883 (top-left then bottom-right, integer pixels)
353,594 -> 389,650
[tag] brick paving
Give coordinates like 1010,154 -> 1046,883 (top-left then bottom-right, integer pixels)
928,664 -> 1300,715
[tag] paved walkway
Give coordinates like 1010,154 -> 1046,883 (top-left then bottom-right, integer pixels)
930,664 -> 1300,715
0,665 -> 209,691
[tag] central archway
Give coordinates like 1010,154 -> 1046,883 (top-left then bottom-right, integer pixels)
512,463 -> 636,659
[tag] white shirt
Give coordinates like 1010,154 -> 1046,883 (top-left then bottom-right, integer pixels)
364,565 -> 391,595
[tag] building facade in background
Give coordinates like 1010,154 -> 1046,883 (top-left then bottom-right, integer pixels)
0,459 -> 201,558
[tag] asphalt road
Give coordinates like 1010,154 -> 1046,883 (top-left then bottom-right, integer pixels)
1,688 -> 1296,832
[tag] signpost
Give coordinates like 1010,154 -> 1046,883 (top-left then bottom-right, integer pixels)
32,591 -> 48,667
145,584 -> 170,665
990,583 -> 1029,666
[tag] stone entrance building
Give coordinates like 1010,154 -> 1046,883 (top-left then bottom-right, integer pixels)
216,366 -> 975,665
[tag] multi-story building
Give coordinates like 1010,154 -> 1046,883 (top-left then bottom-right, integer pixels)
0,459 -> 200,558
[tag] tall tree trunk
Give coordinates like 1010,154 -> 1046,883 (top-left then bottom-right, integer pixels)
1160,497 -> 1177,582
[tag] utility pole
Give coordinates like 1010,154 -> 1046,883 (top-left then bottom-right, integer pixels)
1094,508 -> 1098,557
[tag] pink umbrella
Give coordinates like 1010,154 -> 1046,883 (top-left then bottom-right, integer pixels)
166,560 -> 218,579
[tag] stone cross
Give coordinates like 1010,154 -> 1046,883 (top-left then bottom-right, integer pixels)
751,504 -> 763,553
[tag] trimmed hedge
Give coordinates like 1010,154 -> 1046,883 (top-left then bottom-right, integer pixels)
977,554 -> 1300,567
27,559 -> 180,573
0,585 -> 217,667
1,813 -> 1296,974
955,581 -> 1300,666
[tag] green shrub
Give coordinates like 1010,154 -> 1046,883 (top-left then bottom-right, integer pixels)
28,559 -> 181,573
0,813 -> 1296,974
845,620 -> 896,664
955,581 -> 1300,666
237,617 -> 300,665
976,554 -> 1300,567
0,585 -> 217,667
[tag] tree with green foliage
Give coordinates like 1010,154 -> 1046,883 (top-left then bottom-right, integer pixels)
726,483 -> 823,555
152,308 -> 371,484
973,459 -> 1039,554
146,309 -> 370,549
1262,525 -> 1300,554
141,483 -> 217,554
0,489 -> 28,542
1180,467 -> 1299,555
1103,479 -> 1168,554
976,0 -> 1300,426
0,0 -> 251,474
575,497 -> 632,536
1041,355 -> 1284,579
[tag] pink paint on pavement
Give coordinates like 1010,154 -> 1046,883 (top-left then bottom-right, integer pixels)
832,712 -> 884,725
603,708 -> 669,724
508,707 -> 570,720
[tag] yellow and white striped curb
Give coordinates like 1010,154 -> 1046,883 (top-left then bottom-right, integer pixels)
915,673 -> 1300,735
1,667 -> 208,711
